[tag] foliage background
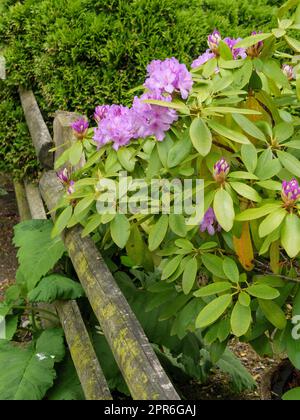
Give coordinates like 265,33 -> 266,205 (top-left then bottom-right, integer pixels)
0,0 -> 279,178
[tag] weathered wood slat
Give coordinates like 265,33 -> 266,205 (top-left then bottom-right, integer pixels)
13,180 -> 31,221
39,171 -> 180,400
19,88 -> 53,169
18,181 -> 112,400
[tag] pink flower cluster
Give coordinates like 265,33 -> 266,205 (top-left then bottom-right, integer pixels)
92,58 -> 190,149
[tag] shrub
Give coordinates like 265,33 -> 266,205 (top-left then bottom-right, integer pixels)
0,0 -> 279,178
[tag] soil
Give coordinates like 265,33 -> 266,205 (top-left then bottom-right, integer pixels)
0,172 -> 19,301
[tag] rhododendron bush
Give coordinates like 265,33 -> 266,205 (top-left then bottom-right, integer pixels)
54,6 -> 300,367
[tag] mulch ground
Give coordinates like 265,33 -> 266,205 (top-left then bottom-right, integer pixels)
0,172 -> 19,301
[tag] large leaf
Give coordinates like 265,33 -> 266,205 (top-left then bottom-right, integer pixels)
230,182 -> 261,202
208,120 -> 250,144
233,222 -> 254,271
182,257 -> 198,295
222,257 -> 239,283
231,301 -> 252,337
233,114 -> 266,143
47,354 -> 84,400
234,33 -> 272,49
13,220 -> 65,291
196,294 -> 232,329
28,275 -> 84,303
277,150 -> 300,177
235,203 -> 281,221
194,282 -> 232,297
0,329 -> 65,400
281,214 -> 300,258
110,214 -> 130,248
241,143 -> 258,173
258,299 -> 287,330
148,215 -> 169,251
214,188 -> 235,232
258,208 -> 287,238
247,284 -> 280,300
189,118 -> 212,157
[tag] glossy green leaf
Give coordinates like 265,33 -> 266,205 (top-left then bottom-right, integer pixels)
169,214 -> 188,237
196,294 -> 232,329
247,284 -> 280,299
208,120 -> 250,144
189,118 -> 212,156
223,257 -> 239,283
234,33 -> 272,49
258,299 -> 287,329
52,206 -> 73,238
258,208 -> 287,238
110,214 -> 130,248
231,301 -> 252,337
277,150 -> 300,177
182,257 -> 198,295
194,281 -> 232,297
201,253 -> 226,279
162,255 -> 183,280
233,114 -> 266,143
214,188 -> 235,232
239,292 -> 251,307
281,213 -> 300,258
148,215 -> 169,251
235,203 -> 282,221
230,182 -> 261,202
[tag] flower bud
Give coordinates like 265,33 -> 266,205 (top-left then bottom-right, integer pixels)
246,31 -> 264,58
213,158 -> 230,182
71,118 -> 89,139
282,64 -> 295,81
282,179 -> 300,204
207,30 -> 221,53
200,207 -> 221,236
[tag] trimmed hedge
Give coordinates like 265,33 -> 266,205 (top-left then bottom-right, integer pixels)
0,0 -> 280,178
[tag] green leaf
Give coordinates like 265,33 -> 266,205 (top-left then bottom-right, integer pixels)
0,329 -> 64,400
28,275 -> 84,303
286,324 -> 300,369
143,99 -> 189,113
206,107 -> 261,115
277,150 -> 300,177
110,214 -> 130,249
82,214 -> 102,237
284,140 -> 300,150
69,141 -> 83,166
162,255 -> 183,280
258,299 -> 287,329
74,196 -> 94,218
167,133 -> 192,168
208,120 -> 250,144
223,257 -> 239,283
282,388 -> 300,401
201,253 -> 226,279
13,220 -> 65,291
194,281 -> 232,297
274,122 -> 294,143
126,224 -> 145,266
284,35 -> 300,52
239,292 -> 251,307
47,354 -> 84,400
169,214 -> 187,237
247,284 -> 280,300
258,208 -> 287,238
54,148 -> 70,170
235,203 -> 282,221
263,60 -> 289,87
281,213 -> 300,258
182,258 -> 198,295
148,215 -> 169,251
228,171 -> 258,180
234,115 -> 266,143
231,301 -> 252,337
52,206 -> 73,238
196,294 -> 232,329
234,33 -> 272,49
241,143 -> 258,173
232,60 -> 253,89
189,118 -> 212,156
117,148 -> 136,172
230,182 -> 261,202
214,188 -> 235,232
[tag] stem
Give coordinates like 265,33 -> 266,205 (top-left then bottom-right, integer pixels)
12,305 -> 59,319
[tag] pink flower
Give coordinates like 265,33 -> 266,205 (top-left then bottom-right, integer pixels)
71,118 -> 89,139
200,207 -> 221,235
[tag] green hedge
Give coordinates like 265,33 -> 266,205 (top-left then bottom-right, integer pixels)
0,0 -> 280,178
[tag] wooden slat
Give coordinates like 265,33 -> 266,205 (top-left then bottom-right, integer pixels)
39,171 -> 180,400
20,181 -> 112,400
19,88 -> 53,169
